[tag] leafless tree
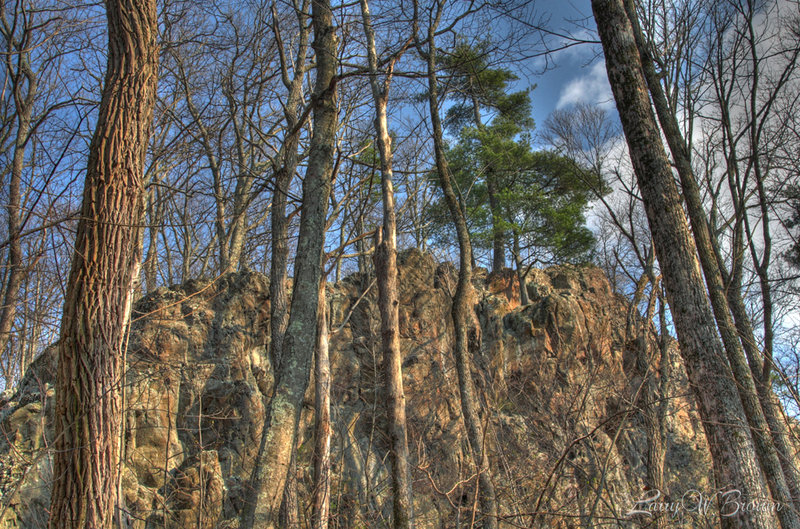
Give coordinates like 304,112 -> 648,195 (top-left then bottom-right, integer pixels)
48,0 -> 159,527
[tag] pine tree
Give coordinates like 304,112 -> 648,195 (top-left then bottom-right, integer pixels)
437,50 -> 600,302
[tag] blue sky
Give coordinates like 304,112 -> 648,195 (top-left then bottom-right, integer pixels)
518,0 -> 614,132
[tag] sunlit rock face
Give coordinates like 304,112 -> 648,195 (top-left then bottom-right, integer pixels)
0,250 -> 711,529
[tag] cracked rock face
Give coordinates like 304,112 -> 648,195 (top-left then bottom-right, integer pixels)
0,250 -> 710,528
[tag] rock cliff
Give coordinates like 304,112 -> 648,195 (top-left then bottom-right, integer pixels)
0,250 -> 712,528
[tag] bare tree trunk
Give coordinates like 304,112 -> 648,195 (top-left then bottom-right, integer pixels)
622,1 -> 800,520
591,1 -> 777,527
0,129 -> 25,382
241,1 -> 337,526
512,231 -> 529,306
645,283 -> 670,529
488,174 -> 505,273
48,1 -> 158,528
360,1 -> 414,526
270,0 -> 310,372
422,5 -> 498,527
226,177 -> 252,272
180,192 -> 195,282
312,281 -> 331,529
0,18 -> 36,380
628,254 -> 670,529
143,182 -> 162,293
268,3 -> 311,519
720,246 -> 800,506
734,282 -> 800,467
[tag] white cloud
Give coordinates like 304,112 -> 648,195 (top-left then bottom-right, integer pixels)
550,28 -> 598,63
556,61 -> 614,110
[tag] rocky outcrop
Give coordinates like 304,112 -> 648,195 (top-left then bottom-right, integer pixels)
0,250 -> 711,528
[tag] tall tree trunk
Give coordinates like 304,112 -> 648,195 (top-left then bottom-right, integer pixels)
591,1 -> 778,527
628,255 -> 670,529
622,0 -> 800,522
423,5 -> 498,527
269,3 -> 310,519
270,0 -> 310,373
143,182 -> 162,293
312,281 -> 331,529
0,30 -> 36,382
226,177 -> 253,272
241,1 -> 337,526
360,1 -> 414,527
361,0 -> 414,529
48,1 -> 158,527
644,282 -> 671,529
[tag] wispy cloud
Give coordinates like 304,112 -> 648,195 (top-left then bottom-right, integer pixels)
556,61 -> 614,110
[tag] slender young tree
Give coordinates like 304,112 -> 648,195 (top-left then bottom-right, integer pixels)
267,3 -> 311,520
270,0 -> 310,373
48,1 -> 159,528
0,5 -> 36,378
591,0 -> 778,527
421,2 -> 498,526
242,0 -> 338,526
312,279 -> 331,529
359,1 -> 415,526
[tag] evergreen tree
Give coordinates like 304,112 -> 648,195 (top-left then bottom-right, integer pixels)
440,40 -> 533,271
448,126 -> 598,303
434,42 -> 600,302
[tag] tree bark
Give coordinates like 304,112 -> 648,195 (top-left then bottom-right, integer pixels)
241,1 -> 337,526
719,240 -> 800,507
270,0 -> 310,379
622,0 -> 800,523
312,281 -> 331,529
512,231 -> 529,306
591,0 -> 778,527
0,14 -> 37,385
645,283 -> 670,529
271,3 -> 311,523
423,5 -> 498,526
628,255 -> 670,529
360,1 -> 414,526
488,174 -> 505,273
48,1 -> 158,528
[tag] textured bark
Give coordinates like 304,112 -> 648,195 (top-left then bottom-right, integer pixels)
629,260 -> 669,529
226,175 -> 253,272
591,1 -> 777,527
622,0 -> 800,523
312,282 -> 331,529
725,277 -> 800,504
270,0 -> 310,373
360,1 -> 414,526
0,115 -> 26,385
48,1 -> 158,528
241,1 -> 337,526
423,6 -> 498,527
